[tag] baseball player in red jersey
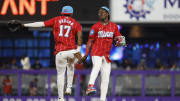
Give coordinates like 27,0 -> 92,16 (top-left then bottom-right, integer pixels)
20,6 -> 82,101
80,6 -> 126,101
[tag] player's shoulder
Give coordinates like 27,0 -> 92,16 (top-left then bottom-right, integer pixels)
109,21 -> 119,28
49,16 -> 60,21
94,21 -> 101,25
74,20 -> 81,25
69,17 -> 81,25
109,21 -> 117,26
53,16 -> 60,19
92,21 -> 101,28
56,16 -> 70,20
67,17 -> 77,22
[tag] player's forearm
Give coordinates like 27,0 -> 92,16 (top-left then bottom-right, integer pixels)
77,31 -> 82,52
85,48 -> 90,56
77,31 -> 82,46
23,22 -> 45,27
85,39 -> 93,56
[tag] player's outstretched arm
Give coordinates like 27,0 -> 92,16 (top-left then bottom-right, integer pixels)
7,20 -> 45,32
23,22 -> 45,27
85,39 -> 94,56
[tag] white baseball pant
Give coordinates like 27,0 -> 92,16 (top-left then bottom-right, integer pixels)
89,56 -> 111,101
55,49 -> 77,99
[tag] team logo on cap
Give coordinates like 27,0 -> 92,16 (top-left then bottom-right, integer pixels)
124,0 -> 155,20
64,9 -> 68,12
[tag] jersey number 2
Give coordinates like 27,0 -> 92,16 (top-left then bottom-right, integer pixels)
59,25 -> 71,37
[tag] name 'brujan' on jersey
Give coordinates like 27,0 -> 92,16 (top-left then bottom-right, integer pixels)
59,18 -> 74,26
98,31 -> 113,38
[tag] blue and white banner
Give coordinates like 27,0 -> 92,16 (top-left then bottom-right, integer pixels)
110,0 -> 180,23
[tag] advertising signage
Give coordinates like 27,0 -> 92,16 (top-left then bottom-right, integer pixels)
0,0 -> 109,22
0,0 -> 61,21
110,0 -> 180,23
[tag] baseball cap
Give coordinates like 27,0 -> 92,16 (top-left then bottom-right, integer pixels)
100,6 -> 110,14
61,6 -> 73,14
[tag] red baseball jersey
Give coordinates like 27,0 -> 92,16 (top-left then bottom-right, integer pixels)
89,21 -> 121,61
44,16 -> 82,54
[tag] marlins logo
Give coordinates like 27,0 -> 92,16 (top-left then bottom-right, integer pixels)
124,0 -> 155,20
90,29 -> 95,35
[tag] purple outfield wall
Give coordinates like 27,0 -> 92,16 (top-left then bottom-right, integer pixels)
0,70 -> 180,101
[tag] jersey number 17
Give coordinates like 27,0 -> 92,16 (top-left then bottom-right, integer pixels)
59,25 -> 71,37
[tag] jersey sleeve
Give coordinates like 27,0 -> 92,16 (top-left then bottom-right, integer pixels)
114,24 -> 121,38
76,22 -> 82,32
44,17 -> 56,27
89,25 -> 97,39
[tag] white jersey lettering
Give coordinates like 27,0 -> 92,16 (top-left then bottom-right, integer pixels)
98,31 -> 114,38
59,19 -> 74,26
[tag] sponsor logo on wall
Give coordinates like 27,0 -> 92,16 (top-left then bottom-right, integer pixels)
124,0 -> 156,20
111,0 -> 180,22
